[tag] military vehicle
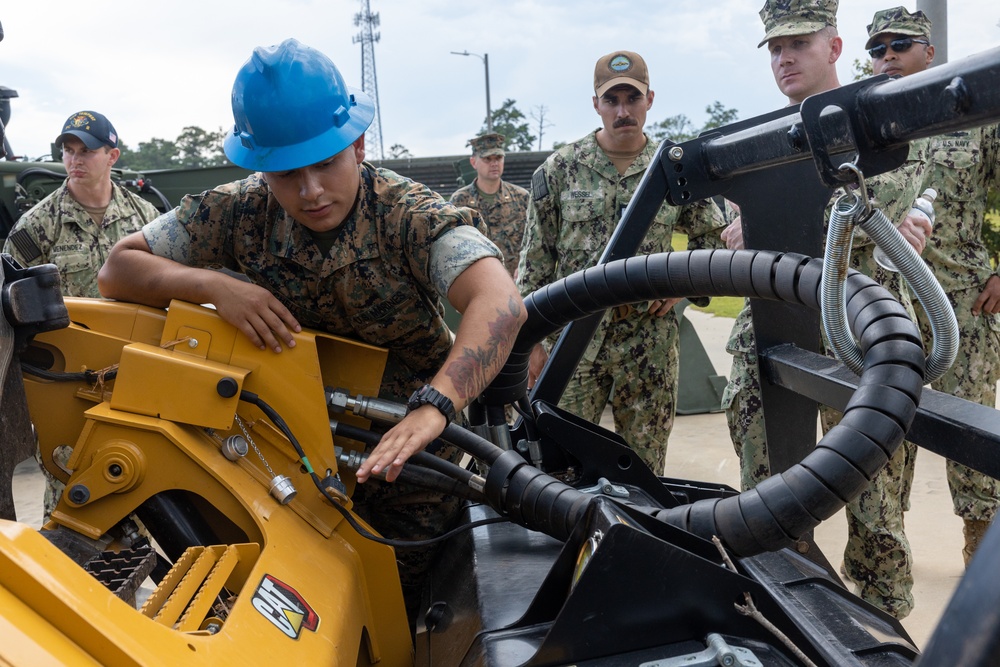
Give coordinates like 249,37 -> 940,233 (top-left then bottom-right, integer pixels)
1,16 -> 1000,664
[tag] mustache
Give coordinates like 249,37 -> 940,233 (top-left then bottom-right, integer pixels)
613,118 -> 638,129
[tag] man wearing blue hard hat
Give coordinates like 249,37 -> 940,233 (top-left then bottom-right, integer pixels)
99,38 -> 525,620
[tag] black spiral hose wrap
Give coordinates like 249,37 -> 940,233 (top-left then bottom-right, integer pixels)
484,250 -> 924,554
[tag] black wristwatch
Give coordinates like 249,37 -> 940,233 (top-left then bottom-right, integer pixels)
407,384 -> 456,424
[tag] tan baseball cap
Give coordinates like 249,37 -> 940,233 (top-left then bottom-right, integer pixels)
758,0 -> 839,48
594,51 -> 649,97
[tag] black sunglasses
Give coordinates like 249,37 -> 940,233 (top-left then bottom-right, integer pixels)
868,37 -> 929,59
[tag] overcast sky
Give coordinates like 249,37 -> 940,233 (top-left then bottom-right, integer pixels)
3,1 -> 999,162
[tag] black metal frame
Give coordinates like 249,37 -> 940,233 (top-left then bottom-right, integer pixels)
532,44 -> 1000,487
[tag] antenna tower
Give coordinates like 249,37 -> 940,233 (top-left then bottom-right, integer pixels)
353,0 -> 384,160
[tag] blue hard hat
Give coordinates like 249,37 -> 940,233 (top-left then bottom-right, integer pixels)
224,38 -> 374,172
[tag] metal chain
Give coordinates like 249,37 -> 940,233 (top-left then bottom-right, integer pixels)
234,414 -> 277,479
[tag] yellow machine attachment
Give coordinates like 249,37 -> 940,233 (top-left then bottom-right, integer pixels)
0,297 -> 415,666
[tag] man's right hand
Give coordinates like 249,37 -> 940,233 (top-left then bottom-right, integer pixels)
896,209 -> 933,255
208,276 -> 301,353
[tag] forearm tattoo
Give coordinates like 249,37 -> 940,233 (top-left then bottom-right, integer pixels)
446,295 -> 522,400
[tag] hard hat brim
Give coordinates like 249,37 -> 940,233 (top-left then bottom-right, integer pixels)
224,87 -> 375,172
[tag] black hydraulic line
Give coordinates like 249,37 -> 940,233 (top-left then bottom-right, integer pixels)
466,398 -> 486,428
330,418 -> 382,447
441,421 -> 506,465
20,362 -> 116,383
331,418 -> 476,485
391,463 -> 482,502
486,249 -> 924,554
14,167 -> 67,184
145,185 -> 172,213
242,390 -> 497,547
409,451 -> 476,485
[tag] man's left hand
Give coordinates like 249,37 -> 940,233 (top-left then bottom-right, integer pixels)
355,405 -> 447,483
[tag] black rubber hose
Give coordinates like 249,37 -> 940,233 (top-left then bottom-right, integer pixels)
486,249 -> 924,555
391,463 -> 483,502
14,167 -> 67,185
441,421 -> 506,465
242,390 -> 485,502
331,419 -> 476,485
145,185 -> 172,213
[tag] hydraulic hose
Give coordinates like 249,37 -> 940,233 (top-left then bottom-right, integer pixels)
488,249 -> 925,555
823,192 -> 958,382
145,184 -> 172,213
327,388 -> 507,465
822,194 -> 863,372
330,418 -> 478,486
14,167 -> 67,184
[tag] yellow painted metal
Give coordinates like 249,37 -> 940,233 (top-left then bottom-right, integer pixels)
143,546 -> 202,622
175,544 -> 246,632
62,439 -> 146,507
62,297 -> 168,346
109,342 -> 248,429
23,302 -> 166,485
0,584 -> 103,665
6,298 -> 414,666
157,545 -> 224,628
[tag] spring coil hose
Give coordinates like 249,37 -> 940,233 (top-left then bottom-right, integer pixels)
823,194 -> 958,383
487,249 -> 924,555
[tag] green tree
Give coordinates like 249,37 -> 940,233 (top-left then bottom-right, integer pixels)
702,101 -> 739,131
648,114 -> 696,143
175,126 -> 229,168
118,137 -> 179,170
852,58 -> 875,81
480,99 -> 536,152
387,143 -> 412,159
116,126 -> 231,171
648,102 -> 739,143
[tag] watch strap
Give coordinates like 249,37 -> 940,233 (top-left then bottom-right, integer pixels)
407,384 -> 456,423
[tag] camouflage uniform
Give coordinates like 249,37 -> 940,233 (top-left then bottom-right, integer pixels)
912,125 -> 1000,543
848,6 -> 1000,608
142,164 -> 501,612
723,131 -> 926,617
517,131 -> 727,474
450,179 -> 528,278
3,179 -> 159,518
3,180 -> 159,297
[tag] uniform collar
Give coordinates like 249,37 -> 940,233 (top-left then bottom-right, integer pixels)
578,129 -> 654,178
266,166 -> 378,274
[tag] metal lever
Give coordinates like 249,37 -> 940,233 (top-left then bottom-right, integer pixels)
578,477 -> 629,499
641,633 -> 762,667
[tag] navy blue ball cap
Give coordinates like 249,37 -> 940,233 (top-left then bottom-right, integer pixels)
56,110 -> 119,149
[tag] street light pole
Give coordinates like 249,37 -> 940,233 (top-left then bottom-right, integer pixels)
451,50 -> 492,133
